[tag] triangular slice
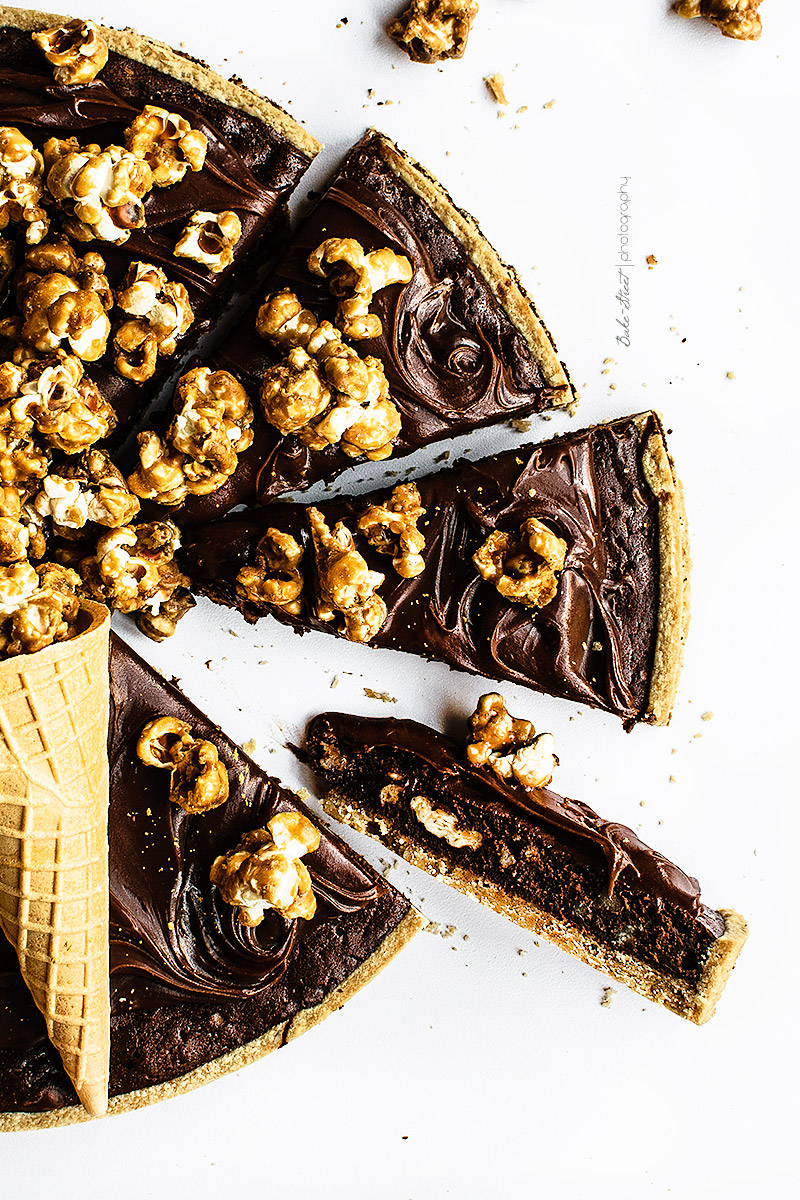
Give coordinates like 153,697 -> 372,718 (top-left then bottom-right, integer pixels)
183,412 -> 689,727
134,128 -> 575,527
0,634 -> 420,1129
302,698 -> 747,1024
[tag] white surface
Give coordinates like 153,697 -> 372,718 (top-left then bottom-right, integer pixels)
4,1 -> 799,1196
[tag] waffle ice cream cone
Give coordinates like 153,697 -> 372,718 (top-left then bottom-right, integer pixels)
0,601 -> 111,1118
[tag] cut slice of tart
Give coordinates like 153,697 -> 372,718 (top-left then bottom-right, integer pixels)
182,411 -> 690,727
132,127 -> 575,527
0,633 -> 421,1129
0,6 -> 321,444
302,697 -> 748,1024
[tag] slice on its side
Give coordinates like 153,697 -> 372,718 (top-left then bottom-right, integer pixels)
183,412 -> 690,727
0,634 -> 420,1129
303,702 -> 747,1024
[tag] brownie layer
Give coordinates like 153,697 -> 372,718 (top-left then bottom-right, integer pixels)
0,635 -> 413,1117
154,130 -> 574,526
183,413 -> 665,724
0,17 -> 318,441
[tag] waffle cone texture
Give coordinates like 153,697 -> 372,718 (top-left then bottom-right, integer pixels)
0,601 -> 111,1118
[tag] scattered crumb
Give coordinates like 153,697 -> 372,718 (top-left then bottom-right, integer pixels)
609,383 -> 617,390
511,418 -> 531,432
462,933 -> 469,941
258,660 -> 268,666
693,733 -> 702,740
227,628 -> 239,638
669,775 -> 676,783
517,105 -> 528,113
367,87 -> 375,98
726,371 -> 736,380
517,948 -> 527,957
241,738 -> 256,755
603,357 -> 615,365
671,748 -> 677,755
364,688 -> 398,704
646,254 -> 657,268
701,711 -> 713,721
330,674 -> 339,689
639,800 -> 646,808
296,787 -> 311,803
543,98 -> 556,109
592,641 -> 603,651
485,73 -> 508,105
601,986 -> 616,1008
205,659 -> 214,670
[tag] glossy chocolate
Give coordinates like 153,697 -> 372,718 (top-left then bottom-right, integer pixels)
183,414 -> 662,724
0,636 -> 412,1114
0,28 -> 314,438
157,130 -> 574,526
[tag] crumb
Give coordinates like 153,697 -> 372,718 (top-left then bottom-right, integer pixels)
603,357 -> 615,365
440,924 -> 456,939
600,986 -> 616,1007
511,418 -> 531,432
330,674 -> 339,689
517,105 -> 528,113
639,800 -> 646,807
669,775 -> 676,783
205,659 -> 214,670
227,628 -> 239,638
701,711 -> 713,721
592,641 -> 603,651
543,98 -> 556,109
609,383 -> 617,390
367,87 -> 375,98
646,254 -> 657,268
694,733 -> 702,740
363,688 -> 398,703
462,933 -> 469,941
517,948 -> 527,956
671,748 -> 677,755
241,738 -> 256,755
726,371 -> 736,380
485,73 -> 508,105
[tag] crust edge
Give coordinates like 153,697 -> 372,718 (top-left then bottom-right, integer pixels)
0,906 -> 422,1131
365,129 -> 575,407
320,791 -> 747,1026
0,5 -> 322,160
637,413 -> 692,726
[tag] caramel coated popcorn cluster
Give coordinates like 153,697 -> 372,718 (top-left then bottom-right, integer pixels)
388,0 -> 479,64
125,107 -> 208,188
0,559 -> 82,657
467,693 -> 558,790
114,262 -> 193,383
32,19 -> 109,86
675,0 -> 763,40
356,483 -> 426,578
13,239 -> 113,363
308,507 -> 387,643
236,528 -> 305,615
210,812 -> 320,925
137,716 -> 230,814
0,127 -> 48,245
174,210 -> 241,273
308,238 -> 413,340
473,517 -> 567,609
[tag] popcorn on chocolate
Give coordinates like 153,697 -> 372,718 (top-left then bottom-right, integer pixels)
44,137 -> 153,244
307,238 -> 413,340
33,449 -> 140,536
308,507 -> 387,643
174,210 -> 241,273
473,517 -> 567,609
15,241 -> 113,362
0,127 -> 49,245
0,559 -> 82,658
356,483 -> 426,578
78,519 -> 189,627
236,528 -> 305,615
137,716 -> 229,814
4,354 -> 116,453
32,19 -> 109,85
114,262 -> 193,383
125,106 -> 208,187
210,813 -> 320,925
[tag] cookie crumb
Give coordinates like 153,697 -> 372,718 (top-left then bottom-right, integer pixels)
646,254 -> 657,268
364,688 -> 398,703
726,371 -> 736,380
511,418 -> 531,432
543,98 -> 556,109
241,738 -> 256,755
485,73 -> 508,105
601,986 -> 616,1007
330,674 -> 339,689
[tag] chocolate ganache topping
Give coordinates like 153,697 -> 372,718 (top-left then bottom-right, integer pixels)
304,711 -> 723,934
183,414 -> 664,724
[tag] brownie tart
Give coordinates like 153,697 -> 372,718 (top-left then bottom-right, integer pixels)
0,6 -> 321,442
0,635 -> 421,1129
182,412 -> 690,727
135,128 -> 575,527
303,698 -> 747,1023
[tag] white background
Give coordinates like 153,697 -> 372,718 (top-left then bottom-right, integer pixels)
4,1 -> 799,1196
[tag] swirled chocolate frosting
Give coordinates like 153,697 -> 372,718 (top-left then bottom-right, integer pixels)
0,636 -> 412,1115
183,413 -> 665,725
0,26 -> 315,439
157,130 -> 574,527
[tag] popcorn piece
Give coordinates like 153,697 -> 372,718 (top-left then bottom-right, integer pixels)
114,261 -> 193,383
135,587 -> 196,643
6,354 -> 115,452
137,716 -> 229,814
0,127 -> 48,245
0,487 -> 36,563
210,813 -> 320,925
19,272 -> 110,361
409,795 -> 482,849
0,236 -> 13,289
0,401 -> 50,485
466,692 -> 558,790
308,507 -> 387,643
33,448 -> 140,535
32,19 -> 109,85
473,516 -> 567,608
126,431 -> 190,507
124,107 -> 208,188
674,0 -> 762,41
236,528 -> 305,615
356,482 -> 426,578
255,289 -> 317,348
0,559 -> 82,658
307,238 -> 413,340
44,137 -> 153,244
79,519 -> 190,631
388,0 -> 479,64
259,346 -> 332,436
174,211 -> 241,273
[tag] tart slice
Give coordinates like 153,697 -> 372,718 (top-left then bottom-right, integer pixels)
183,412 -> 690,727
132,128 -> 575,526
0,6 -> 321,444
303,696 -> 747,1024
0,633 -> 421,1128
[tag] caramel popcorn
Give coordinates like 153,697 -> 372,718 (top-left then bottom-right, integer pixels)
135,586 -> 196,642
44,137 -> 153,244
124,106 -> 208,187
473,517 -> 567,609
0,559 -> 81,658
0,236 -> 13,289
356,483 -> 426,578
173,210 -> 241,273
674,0 -> 762,40
466,693 -> 558,790
308,507 -> 387,643
114,262 -> 193,383
18,272 -> 110,362
0,127 -> 48,245
5,354 -> 115,452
0,485 -> 45,563
388,0 -> 479,64
32,19 -> 109,85
210,812 -> 320,925
236,528 -> 305,615
33,448 -> 140,536
137,716 -> 229,814
307,238 -> 413,340
409,795 -> 482,849
0,402 -> 50,485
79,519 -> 189,629
258,297 -> 401,461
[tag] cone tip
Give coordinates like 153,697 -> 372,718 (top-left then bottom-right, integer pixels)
77,1081 -> 108,1118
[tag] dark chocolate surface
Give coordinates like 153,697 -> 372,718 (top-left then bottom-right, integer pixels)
183,414 -> 662,724
304,711 -> 726,984
0,26 -> 314,439
156,130 -> 573,526
0,635 -> 411,1115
